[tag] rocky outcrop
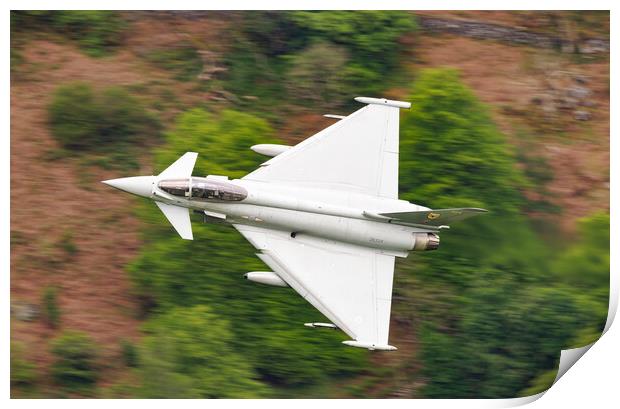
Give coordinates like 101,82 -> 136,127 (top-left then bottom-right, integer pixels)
419,16 -> 609,54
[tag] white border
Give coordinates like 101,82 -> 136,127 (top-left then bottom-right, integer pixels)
5,1 -> 617,407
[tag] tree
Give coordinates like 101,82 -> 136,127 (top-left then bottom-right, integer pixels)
552,213 -> 609,290
48,83 -> 99,150
49,83 -> 160,151
50,331 -> 99,394
11,342 -> 37,393
400,68 -> 524,212
153,108 -> 275,180
420,272 -> 586,398
134,306 -> 267,398
398,68 -> 547,287
223,11 -> 417,111
289,11 -> 417,65
11,11 -> 125,57
286,42 -> 349,108
396,69 -> 591,398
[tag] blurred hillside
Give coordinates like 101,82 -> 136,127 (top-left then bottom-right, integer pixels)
10,11 -> 609,398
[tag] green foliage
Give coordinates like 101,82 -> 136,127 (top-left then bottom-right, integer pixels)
134,305 -> 267,398
41,286 -> 60,328
400,68 -> 547,286
221,39 -> 288,115
120,339 -> 138,368
50,331 -> 99,394
552,213 -> 609,290
548,212 -> 610,347
48,83 -> 98,150
144,44 -> 203,81
49,82 -> 161,152
57,230 -> 78,256
240,11 -> 417,63
420,275 -> 586,398
239,12 -> 307,57
395,69 -> 607,398
401,68 -> 524,212
289,11 -> 417,63
11,11 -> 125,57
290,11 -> 416,98
224,11 -> 417,112
285,42 -> 349,108
153,108 -> 276,179
520,369 -> 557,396
52,11 -> 125,56
11,342 -> 37,391
10,48 -> 24,74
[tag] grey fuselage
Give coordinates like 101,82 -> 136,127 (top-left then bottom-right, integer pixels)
153,176 -> 435,257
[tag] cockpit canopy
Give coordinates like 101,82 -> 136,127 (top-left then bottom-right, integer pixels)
158,177 -> 247,201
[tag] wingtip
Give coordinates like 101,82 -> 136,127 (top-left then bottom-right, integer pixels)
354,96 -> 411,109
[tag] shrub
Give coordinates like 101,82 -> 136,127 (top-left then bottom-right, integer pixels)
50,331 -> 99,394
48,83 -> 99,149
52,11 -> 125,56
11,342 -> 37,390
41,286 -> 60,328
120,339 -> 138,367
144,44 -> 203,81
11,11 -> 125,57
224,11 -> 417,111
241,11 -> 417,62
135,306 -> 267,398
152,108 -> 276,179
290,11 -> 417,64
285,42 -> 349,108
10,48 -> 23,74
57,230 -> 78,256
49,82 -> 161,151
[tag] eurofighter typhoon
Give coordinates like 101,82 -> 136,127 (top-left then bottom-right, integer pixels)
103,97 -> 487,351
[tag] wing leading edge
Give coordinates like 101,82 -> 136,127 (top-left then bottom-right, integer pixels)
234,225 -> 397,350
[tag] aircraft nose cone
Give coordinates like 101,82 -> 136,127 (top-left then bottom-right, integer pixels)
102,176 -> 154,198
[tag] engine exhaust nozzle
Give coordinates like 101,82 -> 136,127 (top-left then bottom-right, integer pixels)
412,233 -> 440,251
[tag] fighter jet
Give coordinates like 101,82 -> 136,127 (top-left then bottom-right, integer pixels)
103,97 -> 487,351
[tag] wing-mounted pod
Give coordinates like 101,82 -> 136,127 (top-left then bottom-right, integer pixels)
323,114 -> 346,120
354,96 -> 411,109
304,322 -> 337,329
251,144 -> 291,158
244,271 -> 289,287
